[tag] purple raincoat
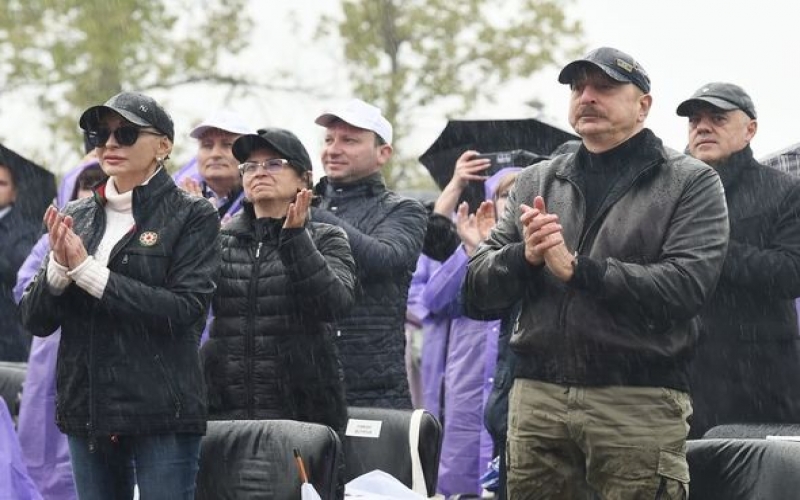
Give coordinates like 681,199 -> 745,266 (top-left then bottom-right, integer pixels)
411,255 -> 451,422
422,246 -> 498,497
10,161 -> 99,500
1,396 -> 44,500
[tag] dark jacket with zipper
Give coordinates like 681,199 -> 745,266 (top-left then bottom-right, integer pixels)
689,146 -> 800,438
465,129 -> 729,392
0,206 -> 40,361
202,202 -> 356,432
19,168 -> 220,437
312,173 -> 427,409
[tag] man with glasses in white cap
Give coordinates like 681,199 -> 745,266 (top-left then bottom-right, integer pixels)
677,83 -> 800,440
465,47 -> 729,498
312,98 -> 427,409
178,110 -> 252,224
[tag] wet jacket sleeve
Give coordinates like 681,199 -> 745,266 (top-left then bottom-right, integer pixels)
311,199 -> 427,277
278,224 -> 356,321
19,258 -> 67,337
99,200 -> 221,328
573,167 -> 730,322
718,181 -> 800,298
464,186 -> 539,319
422,245 -> 469,317
13,234 -> 48,303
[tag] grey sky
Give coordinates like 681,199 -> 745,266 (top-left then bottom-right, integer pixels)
1,0 -> 797,177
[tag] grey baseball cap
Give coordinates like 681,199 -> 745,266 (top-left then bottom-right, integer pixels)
676,82 -> 757,119
558,47 -> 651,93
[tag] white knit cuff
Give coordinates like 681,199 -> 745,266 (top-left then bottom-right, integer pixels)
46,253 -> 71,295
67,256 -> 110,299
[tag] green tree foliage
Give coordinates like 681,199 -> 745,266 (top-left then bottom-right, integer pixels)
323,0 -> 584,188
0,0 -> 252,146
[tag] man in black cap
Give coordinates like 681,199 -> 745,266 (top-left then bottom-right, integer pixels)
465,47 -> 730,498
677,83 -> 800,439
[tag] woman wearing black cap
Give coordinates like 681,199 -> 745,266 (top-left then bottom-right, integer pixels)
201,128 -> 355,435
19,91 -> 220,500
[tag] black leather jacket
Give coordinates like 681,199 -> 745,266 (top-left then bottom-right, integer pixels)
466,130 -> 729,391
20,168 -> 220,437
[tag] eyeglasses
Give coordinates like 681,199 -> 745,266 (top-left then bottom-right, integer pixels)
86,125 -> 164,148
238,159 -> 290,175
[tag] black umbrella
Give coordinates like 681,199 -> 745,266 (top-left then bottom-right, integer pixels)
0,143 -> 56,225
418,118 -> 579,212
762,142 -> 800,177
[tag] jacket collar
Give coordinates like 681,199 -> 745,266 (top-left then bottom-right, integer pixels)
93,167 -> 173,213
314,172 -> 386,199
711,145 -> 755,192
556,129 -> 667,182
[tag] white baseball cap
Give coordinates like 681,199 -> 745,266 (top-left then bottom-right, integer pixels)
189,110 -> 252,139
314,98 -> 393,144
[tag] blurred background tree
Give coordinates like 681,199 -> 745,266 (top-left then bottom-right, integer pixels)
0,0 -> 255,155
320,0 -> 584,189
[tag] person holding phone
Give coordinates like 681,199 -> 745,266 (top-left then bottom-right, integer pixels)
19,91 -> 220,500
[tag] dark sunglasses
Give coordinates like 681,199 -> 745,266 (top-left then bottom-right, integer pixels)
86,125 -> 164,148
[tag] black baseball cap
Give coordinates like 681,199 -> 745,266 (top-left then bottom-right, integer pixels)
79,92 -> 175,141
558,47 -> 651,93
232,128 -> 313,173
676,82 -> 757,119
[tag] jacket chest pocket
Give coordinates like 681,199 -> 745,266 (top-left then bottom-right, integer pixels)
116,247 -> 171,285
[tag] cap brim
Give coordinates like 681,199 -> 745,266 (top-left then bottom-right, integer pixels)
558,60 -> 631,86
676,97 -> 739,117
79,105 -> 151,131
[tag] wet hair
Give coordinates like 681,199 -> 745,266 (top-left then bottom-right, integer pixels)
71,163 -> 108,201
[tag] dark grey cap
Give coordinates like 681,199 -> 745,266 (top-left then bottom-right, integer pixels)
676,82 -> 757,119
558,47 -> 651,93
232,128 -> 313,173
79,92 -> 175,141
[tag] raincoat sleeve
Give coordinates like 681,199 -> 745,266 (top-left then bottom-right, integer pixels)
278,223 -> 356,321
422,245 -> 470,317
98,199 -> 221,328
717,181 -> 800,297
464,184 -> 538,319
406,255 -> 432,325
311,198 -> 427,277
13,234 -> 49,303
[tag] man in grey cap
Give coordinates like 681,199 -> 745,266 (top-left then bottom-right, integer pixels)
464,47 -> 729,498
677,83 -> 800,439
311,98 -> 427,409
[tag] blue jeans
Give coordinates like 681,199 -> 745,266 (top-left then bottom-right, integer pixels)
68,433 -> 202,500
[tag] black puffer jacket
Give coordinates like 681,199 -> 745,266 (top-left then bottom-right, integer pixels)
312,174 -> 427,409
202,203 -> 356,431
466,130 -> 729,392
19,168 -> 220,437
0,207 -> 40,361
689,146 -> 800,438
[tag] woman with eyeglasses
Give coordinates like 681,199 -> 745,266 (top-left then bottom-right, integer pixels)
19,91 -> 220,500
200,128 -> 355,437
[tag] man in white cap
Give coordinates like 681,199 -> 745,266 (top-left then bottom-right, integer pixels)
179,110 -> 252,224
312,98 -> 427,409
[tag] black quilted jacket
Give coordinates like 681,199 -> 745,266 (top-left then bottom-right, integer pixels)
312,174 -> 427,409
202,203 -> 356,431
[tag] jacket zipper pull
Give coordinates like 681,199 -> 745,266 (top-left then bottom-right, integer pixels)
255,241 -> 263,259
